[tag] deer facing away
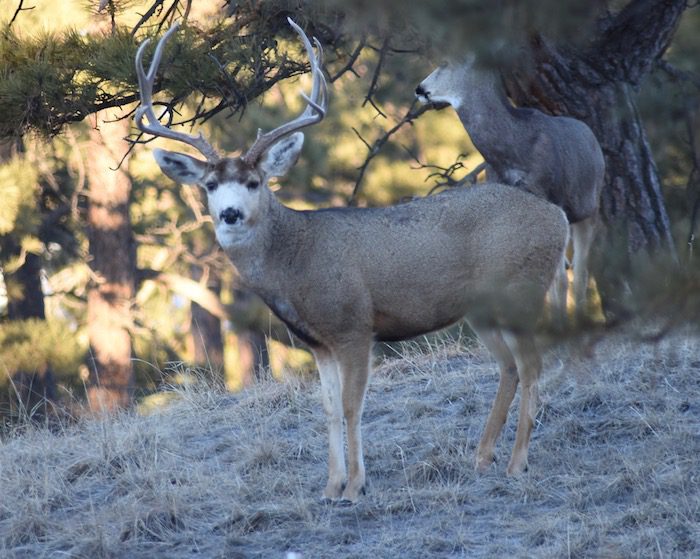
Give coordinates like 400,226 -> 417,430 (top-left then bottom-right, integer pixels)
416,57 -> 605,325
135,20 -> 569,503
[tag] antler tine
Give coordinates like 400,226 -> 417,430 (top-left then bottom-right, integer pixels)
134,23 -> 220,162
241,18 -> 328,166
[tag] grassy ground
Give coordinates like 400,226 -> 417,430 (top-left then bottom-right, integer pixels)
1,330 -> 698,558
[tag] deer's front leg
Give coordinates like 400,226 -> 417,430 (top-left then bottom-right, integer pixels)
502,332 -> 542,475
335,340 -> 372,503
313,350 -> 346,500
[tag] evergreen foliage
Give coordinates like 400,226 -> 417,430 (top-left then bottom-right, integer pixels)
0,1 -> 697,413
0,318 -> 84,387
0,155 -> 38,237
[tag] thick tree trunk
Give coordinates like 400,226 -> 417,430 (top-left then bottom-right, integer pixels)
503,0 -> 687,317
6,250 -> 45,320
85,113 -> 136,412
5,249 -> 57,417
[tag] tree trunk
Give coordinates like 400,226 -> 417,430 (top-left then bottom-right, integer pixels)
5,249 -> 45,320
231,288 -> 271,385
4,249 -> 57,417
85,112 -> 135,412
502,0 -> 687,317
237,329 -> 270,385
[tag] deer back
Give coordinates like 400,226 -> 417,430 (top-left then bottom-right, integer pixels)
241,184 -> 568,345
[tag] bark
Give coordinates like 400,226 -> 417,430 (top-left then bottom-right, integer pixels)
237,329 -> 270,385
502,0 -> 687,317
5,250 -> 57,417
232,289 -> 270,384
6,250 -> 45,320
85,112 -> 136,412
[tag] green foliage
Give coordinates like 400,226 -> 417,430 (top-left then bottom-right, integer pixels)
0,155 -> 39,236
0,27 -> 139,138
0,0 -> 697,407
0,318 -> 84,385
0,2 -> 340,139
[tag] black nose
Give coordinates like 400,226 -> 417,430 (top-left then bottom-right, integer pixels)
220,207 -> 243,225
415,84 -> 426,96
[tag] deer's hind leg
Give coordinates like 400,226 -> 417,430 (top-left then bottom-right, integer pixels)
571,216 -> 597,323
473,327 -> 519,472
502,332 -> 542,475
548,250 -> 570,329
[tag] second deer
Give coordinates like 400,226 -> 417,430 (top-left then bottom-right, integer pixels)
417,56 -> 605,326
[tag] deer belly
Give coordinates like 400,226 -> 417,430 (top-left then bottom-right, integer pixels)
373,306 -> 466,342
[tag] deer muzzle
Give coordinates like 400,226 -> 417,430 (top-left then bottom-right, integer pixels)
220,207 -> 244,225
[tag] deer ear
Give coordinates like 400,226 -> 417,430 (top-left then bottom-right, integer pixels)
259,133 -> 304,178
153,148 -> 207,184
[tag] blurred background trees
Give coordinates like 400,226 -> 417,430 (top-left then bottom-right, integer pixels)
0,0 -> 697,419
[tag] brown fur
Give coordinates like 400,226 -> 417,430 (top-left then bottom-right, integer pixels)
222,181 -> 569,501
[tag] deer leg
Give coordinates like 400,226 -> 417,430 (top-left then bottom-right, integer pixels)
472,327 -> 519,472
313,349 -> 346,500
502,332 -> 542,476
334,340 -> 372,503
571,217 -> 597,324
548,249 -> 570,330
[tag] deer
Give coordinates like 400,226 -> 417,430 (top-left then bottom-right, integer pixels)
416,56 -> 605,326
134,19 -> 569,503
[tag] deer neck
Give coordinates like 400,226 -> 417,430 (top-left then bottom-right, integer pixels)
452,70 -> 523,161
223,192 -> 307,292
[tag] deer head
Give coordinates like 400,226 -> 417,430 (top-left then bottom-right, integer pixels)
415,54 -> 481,108
134,18 -> 327,249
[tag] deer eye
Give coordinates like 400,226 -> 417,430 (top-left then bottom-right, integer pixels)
246,180 -> 260,190
204,180 -> 218,192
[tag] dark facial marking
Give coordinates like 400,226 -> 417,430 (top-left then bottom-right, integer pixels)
211,158 -> 262,188
204,179 -> 218,192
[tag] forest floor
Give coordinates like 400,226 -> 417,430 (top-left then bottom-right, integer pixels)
1,328 -> 699,558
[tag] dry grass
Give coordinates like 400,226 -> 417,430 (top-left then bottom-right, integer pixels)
1,330 -> 699,558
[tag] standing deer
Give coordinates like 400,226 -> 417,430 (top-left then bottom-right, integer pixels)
416,57 -> 605,325
135,20 -> 569,503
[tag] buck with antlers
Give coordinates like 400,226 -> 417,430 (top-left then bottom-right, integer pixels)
135,20 -> 569,502
416,57 -> 605,325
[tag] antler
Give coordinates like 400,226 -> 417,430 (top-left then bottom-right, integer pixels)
134,23 -> 220,162
240,17 -> 328,166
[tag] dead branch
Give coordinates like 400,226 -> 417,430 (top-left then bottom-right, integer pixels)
330,38 -> 365,82
9,0 -> 34,27
657,59 -> 700,90
349,101 -> 440,205
131,0 -> 167,36
362,38 -> 390,118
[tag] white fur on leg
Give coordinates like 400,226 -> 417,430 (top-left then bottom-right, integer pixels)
314,353 -> 346,499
